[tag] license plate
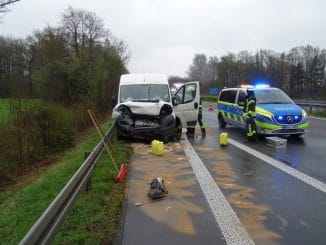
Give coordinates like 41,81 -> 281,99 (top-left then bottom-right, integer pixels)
283,125 -> 298,129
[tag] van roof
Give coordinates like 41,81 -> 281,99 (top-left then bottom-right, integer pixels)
120,73 -> 168,85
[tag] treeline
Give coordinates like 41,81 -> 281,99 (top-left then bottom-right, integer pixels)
184,45 -> 326,99
0,6 -> 128,110
0,7 -> 128,185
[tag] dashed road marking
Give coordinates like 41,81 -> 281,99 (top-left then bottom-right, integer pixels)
228,137 -> 326,194
184,135 -> 254,245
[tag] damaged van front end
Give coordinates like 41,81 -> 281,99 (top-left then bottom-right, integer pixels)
112,101 -> 176,141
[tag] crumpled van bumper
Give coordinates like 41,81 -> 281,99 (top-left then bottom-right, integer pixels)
116,114 -> 176,140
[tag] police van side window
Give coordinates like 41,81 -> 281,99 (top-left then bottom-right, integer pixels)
220,90 -> 237,103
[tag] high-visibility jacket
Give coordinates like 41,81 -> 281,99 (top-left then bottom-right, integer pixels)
243,96 -> 256,118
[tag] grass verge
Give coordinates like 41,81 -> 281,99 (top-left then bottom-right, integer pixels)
201,95 -> 217,103
53,137 -> 130,244
0,99 -> 41,122
0,121 -> 131,243
0,99 -> 10,122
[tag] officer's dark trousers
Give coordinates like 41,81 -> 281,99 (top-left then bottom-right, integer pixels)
198,113 -> 206,135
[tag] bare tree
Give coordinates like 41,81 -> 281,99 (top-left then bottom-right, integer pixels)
187,54 -> 208,81
84,10 -> 106,50
61,6 -> 82,54
0,0 -> 20,16
109,36 -> 130,65
61,6 -> 109,54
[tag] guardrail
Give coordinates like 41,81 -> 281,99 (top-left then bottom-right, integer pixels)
20,121 -> 116,245
294,100 -> 326,113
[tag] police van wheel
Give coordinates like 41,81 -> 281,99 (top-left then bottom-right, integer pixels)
218,114 -> 227,128
289,134 -> 303,139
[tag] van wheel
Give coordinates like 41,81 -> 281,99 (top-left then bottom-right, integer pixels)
174,119 -> 182,141
218,113 -> 227,128
175,127 -> 182,141
116,130 -> 124,140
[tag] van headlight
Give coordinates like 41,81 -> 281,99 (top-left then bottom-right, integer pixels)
302,110 -> 307,119
256,112 -> 273,121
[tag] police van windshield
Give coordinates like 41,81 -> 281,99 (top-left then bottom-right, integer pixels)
255,89 -> 293,104
120,84 -> 170,103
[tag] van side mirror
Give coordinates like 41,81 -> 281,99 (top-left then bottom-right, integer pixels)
111,96 -> 117,108
172,96 -> 178,106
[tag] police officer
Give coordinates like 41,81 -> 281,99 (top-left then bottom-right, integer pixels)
243,89 -> 257,142
198,99 -> 206,137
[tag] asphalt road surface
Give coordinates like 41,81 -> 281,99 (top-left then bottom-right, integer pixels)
189,104 -> 326,244
120,104 -> 326,245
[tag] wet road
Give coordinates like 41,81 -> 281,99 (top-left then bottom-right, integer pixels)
205,107 -> 326,182
120,104 -> 326,245
121,141 -> 227,245
187,104 -> 326,244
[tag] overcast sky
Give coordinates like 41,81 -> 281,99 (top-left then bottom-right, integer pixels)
1,0 -> 325,76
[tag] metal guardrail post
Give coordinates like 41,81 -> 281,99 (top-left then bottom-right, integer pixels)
19,121 -> 116,245
84,152 -> 92,192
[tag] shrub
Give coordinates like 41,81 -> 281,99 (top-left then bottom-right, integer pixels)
201,95 -> 218,103
0,100 -> 75,185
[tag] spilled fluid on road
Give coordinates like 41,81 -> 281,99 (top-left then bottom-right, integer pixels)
129,142 -> 204,235
194,145 -> 282,245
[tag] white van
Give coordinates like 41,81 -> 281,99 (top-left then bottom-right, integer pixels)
112,73 -> 200,141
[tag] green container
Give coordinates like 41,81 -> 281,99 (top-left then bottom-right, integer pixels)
220,132 -> 228,146
151,140 -> 164,156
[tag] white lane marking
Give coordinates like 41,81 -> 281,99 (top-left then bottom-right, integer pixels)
228,138 -> 326,194
184,135 -> 254,245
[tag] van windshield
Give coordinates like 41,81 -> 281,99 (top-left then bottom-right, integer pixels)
255,89 -> 293,104
120,84 -> 170,103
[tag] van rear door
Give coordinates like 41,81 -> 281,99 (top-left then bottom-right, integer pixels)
173,81 -> 200,128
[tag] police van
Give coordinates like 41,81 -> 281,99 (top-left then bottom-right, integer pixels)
217,85 -> 309,137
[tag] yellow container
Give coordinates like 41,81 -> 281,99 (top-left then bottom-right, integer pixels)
151,140 -> 164,156
220,132 -> 228,146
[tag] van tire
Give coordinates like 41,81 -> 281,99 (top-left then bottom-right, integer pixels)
116,130 -> 124,140
218,113 -> 227,128
174,119 -> 182,141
